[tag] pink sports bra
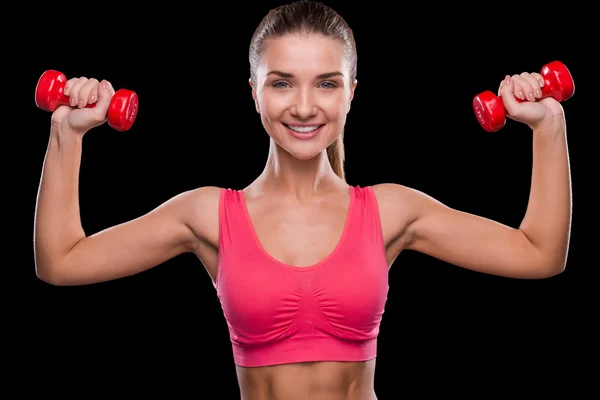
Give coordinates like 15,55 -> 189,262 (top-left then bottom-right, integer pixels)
214,185 -> 389,367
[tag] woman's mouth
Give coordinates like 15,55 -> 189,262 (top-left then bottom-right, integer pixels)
283,123 -> 325,140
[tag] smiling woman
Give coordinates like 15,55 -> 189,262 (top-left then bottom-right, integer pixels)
34,0 -> 572,399
248,1 -> 357,182
249,35 -> 356,176
263,70 -> 345,141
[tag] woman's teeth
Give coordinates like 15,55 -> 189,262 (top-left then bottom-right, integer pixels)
287,125 -> 321,133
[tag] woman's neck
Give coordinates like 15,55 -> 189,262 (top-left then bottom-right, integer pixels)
252,141 -> 345,202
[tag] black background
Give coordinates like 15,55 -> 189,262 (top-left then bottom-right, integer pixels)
14,1 -> 586,398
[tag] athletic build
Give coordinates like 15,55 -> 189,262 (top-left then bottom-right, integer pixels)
34,1 -> 572,399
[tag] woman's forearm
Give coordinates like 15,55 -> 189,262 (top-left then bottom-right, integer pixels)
34,127 -> 87,278
519,116 -> 572,273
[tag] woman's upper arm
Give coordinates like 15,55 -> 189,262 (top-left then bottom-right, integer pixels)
41,186 -> 221,286
373,183 -> 554,279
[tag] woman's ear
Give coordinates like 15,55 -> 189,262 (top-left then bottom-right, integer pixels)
249,78 -> 260,113
348,79 -> 358,112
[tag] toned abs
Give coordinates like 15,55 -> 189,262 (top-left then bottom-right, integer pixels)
236,360 -> 377,400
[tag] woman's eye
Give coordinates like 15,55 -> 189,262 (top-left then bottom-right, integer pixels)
273,81 -> 290,88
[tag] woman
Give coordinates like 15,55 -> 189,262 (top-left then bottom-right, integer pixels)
33,0 -> 572,399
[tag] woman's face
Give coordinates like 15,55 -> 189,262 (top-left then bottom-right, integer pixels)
251,32 -> 357,161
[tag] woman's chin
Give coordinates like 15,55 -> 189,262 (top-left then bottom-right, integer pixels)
270,133 -> 337,161
283,143 -> 326,161
288,149 -> 322,161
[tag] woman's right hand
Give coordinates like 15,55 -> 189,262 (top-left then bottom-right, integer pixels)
51,77 -> 116,135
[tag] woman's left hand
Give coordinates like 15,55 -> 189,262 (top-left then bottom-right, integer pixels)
498,72 -> 565,131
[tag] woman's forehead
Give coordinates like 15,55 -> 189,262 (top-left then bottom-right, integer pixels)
259,34 -> 347,78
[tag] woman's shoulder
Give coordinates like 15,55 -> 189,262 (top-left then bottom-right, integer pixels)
370,182 -> 427,203
170,185 -> 223,224
172,186 -> 223,247
369,182 -> 431,220
182,185 -> 224,203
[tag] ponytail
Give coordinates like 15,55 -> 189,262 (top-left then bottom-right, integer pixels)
326,134 -> 345,180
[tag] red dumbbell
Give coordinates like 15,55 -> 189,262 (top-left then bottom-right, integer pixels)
35,70 -> 139,132
472,61 -> 575,132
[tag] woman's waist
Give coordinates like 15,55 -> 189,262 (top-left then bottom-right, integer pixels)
236,359 -> 377,400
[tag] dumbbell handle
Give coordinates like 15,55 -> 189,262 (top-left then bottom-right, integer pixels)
55,86 -> 98,109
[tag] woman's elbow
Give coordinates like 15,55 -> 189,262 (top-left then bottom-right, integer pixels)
35,260 -> 72,286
